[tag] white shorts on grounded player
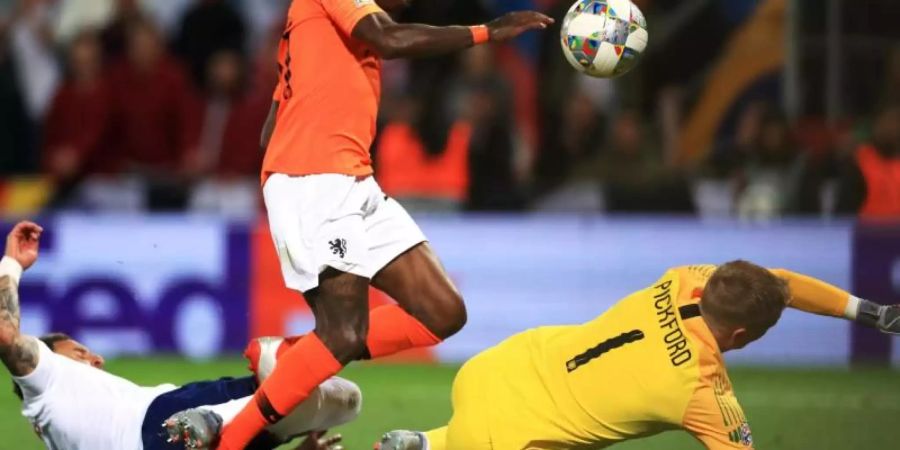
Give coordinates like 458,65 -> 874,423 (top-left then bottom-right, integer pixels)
263,173 -> 427,292
203,376 -> 362,441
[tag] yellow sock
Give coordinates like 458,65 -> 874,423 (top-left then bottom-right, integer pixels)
424,427 -> 448,450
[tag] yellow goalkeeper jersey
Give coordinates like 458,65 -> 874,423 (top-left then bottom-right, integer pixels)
440,265 -> 849,449
465,265 -> 754,449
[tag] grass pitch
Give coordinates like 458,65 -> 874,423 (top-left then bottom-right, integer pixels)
0,358 -> 897,449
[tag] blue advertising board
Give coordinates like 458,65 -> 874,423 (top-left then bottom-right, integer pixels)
4,214 -> 897,366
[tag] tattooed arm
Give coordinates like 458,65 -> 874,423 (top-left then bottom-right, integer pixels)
0,273 -> 38,376
1,221 -> 43,377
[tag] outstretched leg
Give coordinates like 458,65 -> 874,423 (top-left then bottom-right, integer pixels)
219,269 -> 369,449
165,376 -> 361,449
224,180 -> 464,449
247,244 -> 466,364
379,347 -> 492,450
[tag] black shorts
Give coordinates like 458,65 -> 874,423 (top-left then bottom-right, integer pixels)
140,376 -> 258,450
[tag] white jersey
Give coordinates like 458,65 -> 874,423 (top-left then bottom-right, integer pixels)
13,340 -> 176,450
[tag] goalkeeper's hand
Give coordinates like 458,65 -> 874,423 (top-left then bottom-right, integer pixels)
876,305 -> 900,335
854,299 -> 900,335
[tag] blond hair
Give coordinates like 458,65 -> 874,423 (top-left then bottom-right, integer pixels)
701,260 -> 790,334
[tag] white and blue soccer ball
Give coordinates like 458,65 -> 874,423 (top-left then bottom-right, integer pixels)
560,0 -> 648,78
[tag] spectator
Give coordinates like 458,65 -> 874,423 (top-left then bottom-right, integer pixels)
42,30 -> 113,193
537,87 -> 606,194
174,0 -> 246,88
590,109 -> 687,212
100,0 -> 146,61
196,50 -> 264,176
8,0 -> 59,125
532,87 -> 607,212
837,104 -> 900,218
536,105 -> 685,213
449,45 -> 521,210
726,105 -> 807,220
884,46 -> 900,108
188,48 -> 270,216
376,90 -> 471,212
106,18 -> 198,208
0,19 -> 32,174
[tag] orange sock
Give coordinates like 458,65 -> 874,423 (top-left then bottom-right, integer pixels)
366,304 -> 442,358
270,305 -> 442,361
215,395 -> 267,450
217,333 -> 342,450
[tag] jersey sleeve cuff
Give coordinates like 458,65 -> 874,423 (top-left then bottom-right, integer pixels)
13,338 -> 52,400
0,256 -> 23,286
844,295 -> 861,320
346,4 -> 383,34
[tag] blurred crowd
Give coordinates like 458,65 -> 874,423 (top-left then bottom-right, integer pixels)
0,0 -> 898,219
0,0 -> 280,215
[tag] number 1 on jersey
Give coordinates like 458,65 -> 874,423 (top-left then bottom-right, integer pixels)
566,329 -> 645,372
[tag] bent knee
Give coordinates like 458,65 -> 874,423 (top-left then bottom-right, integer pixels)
423,290 -> 467,340
317,323 -> 368,362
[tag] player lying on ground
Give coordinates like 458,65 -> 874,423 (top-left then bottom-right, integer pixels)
212,0 -> 554,447
374,262 -> 900,450
0,221 -> 357,450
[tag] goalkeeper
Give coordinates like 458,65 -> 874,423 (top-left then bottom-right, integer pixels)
377,262 -> 899,450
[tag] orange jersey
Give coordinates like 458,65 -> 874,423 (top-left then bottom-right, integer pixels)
262,0 -> 384,181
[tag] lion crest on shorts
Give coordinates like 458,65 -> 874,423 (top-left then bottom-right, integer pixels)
329,238 -> 348,259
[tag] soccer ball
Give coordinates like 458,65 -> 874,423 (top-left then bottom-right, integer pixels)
560,0 -> 648,78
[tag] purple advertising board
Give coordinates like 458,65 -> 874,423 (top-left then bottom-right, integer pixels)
3,214 -> 896,366
851,224 -> 900,364
3,216 -> 250,358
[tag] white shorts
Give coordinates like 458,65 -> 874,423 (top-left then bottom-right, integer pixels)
263,173 -> 427,292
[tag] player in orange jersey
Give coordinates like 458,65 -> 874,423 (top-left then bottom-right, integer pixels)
165,1 -> 555,449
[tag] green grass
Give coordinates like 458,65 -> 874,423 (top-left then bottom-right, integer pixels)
0,358 -> 897,449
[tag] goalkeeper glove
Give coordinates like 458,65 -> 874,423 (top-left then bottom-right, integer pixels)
856,300 -> 900,335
